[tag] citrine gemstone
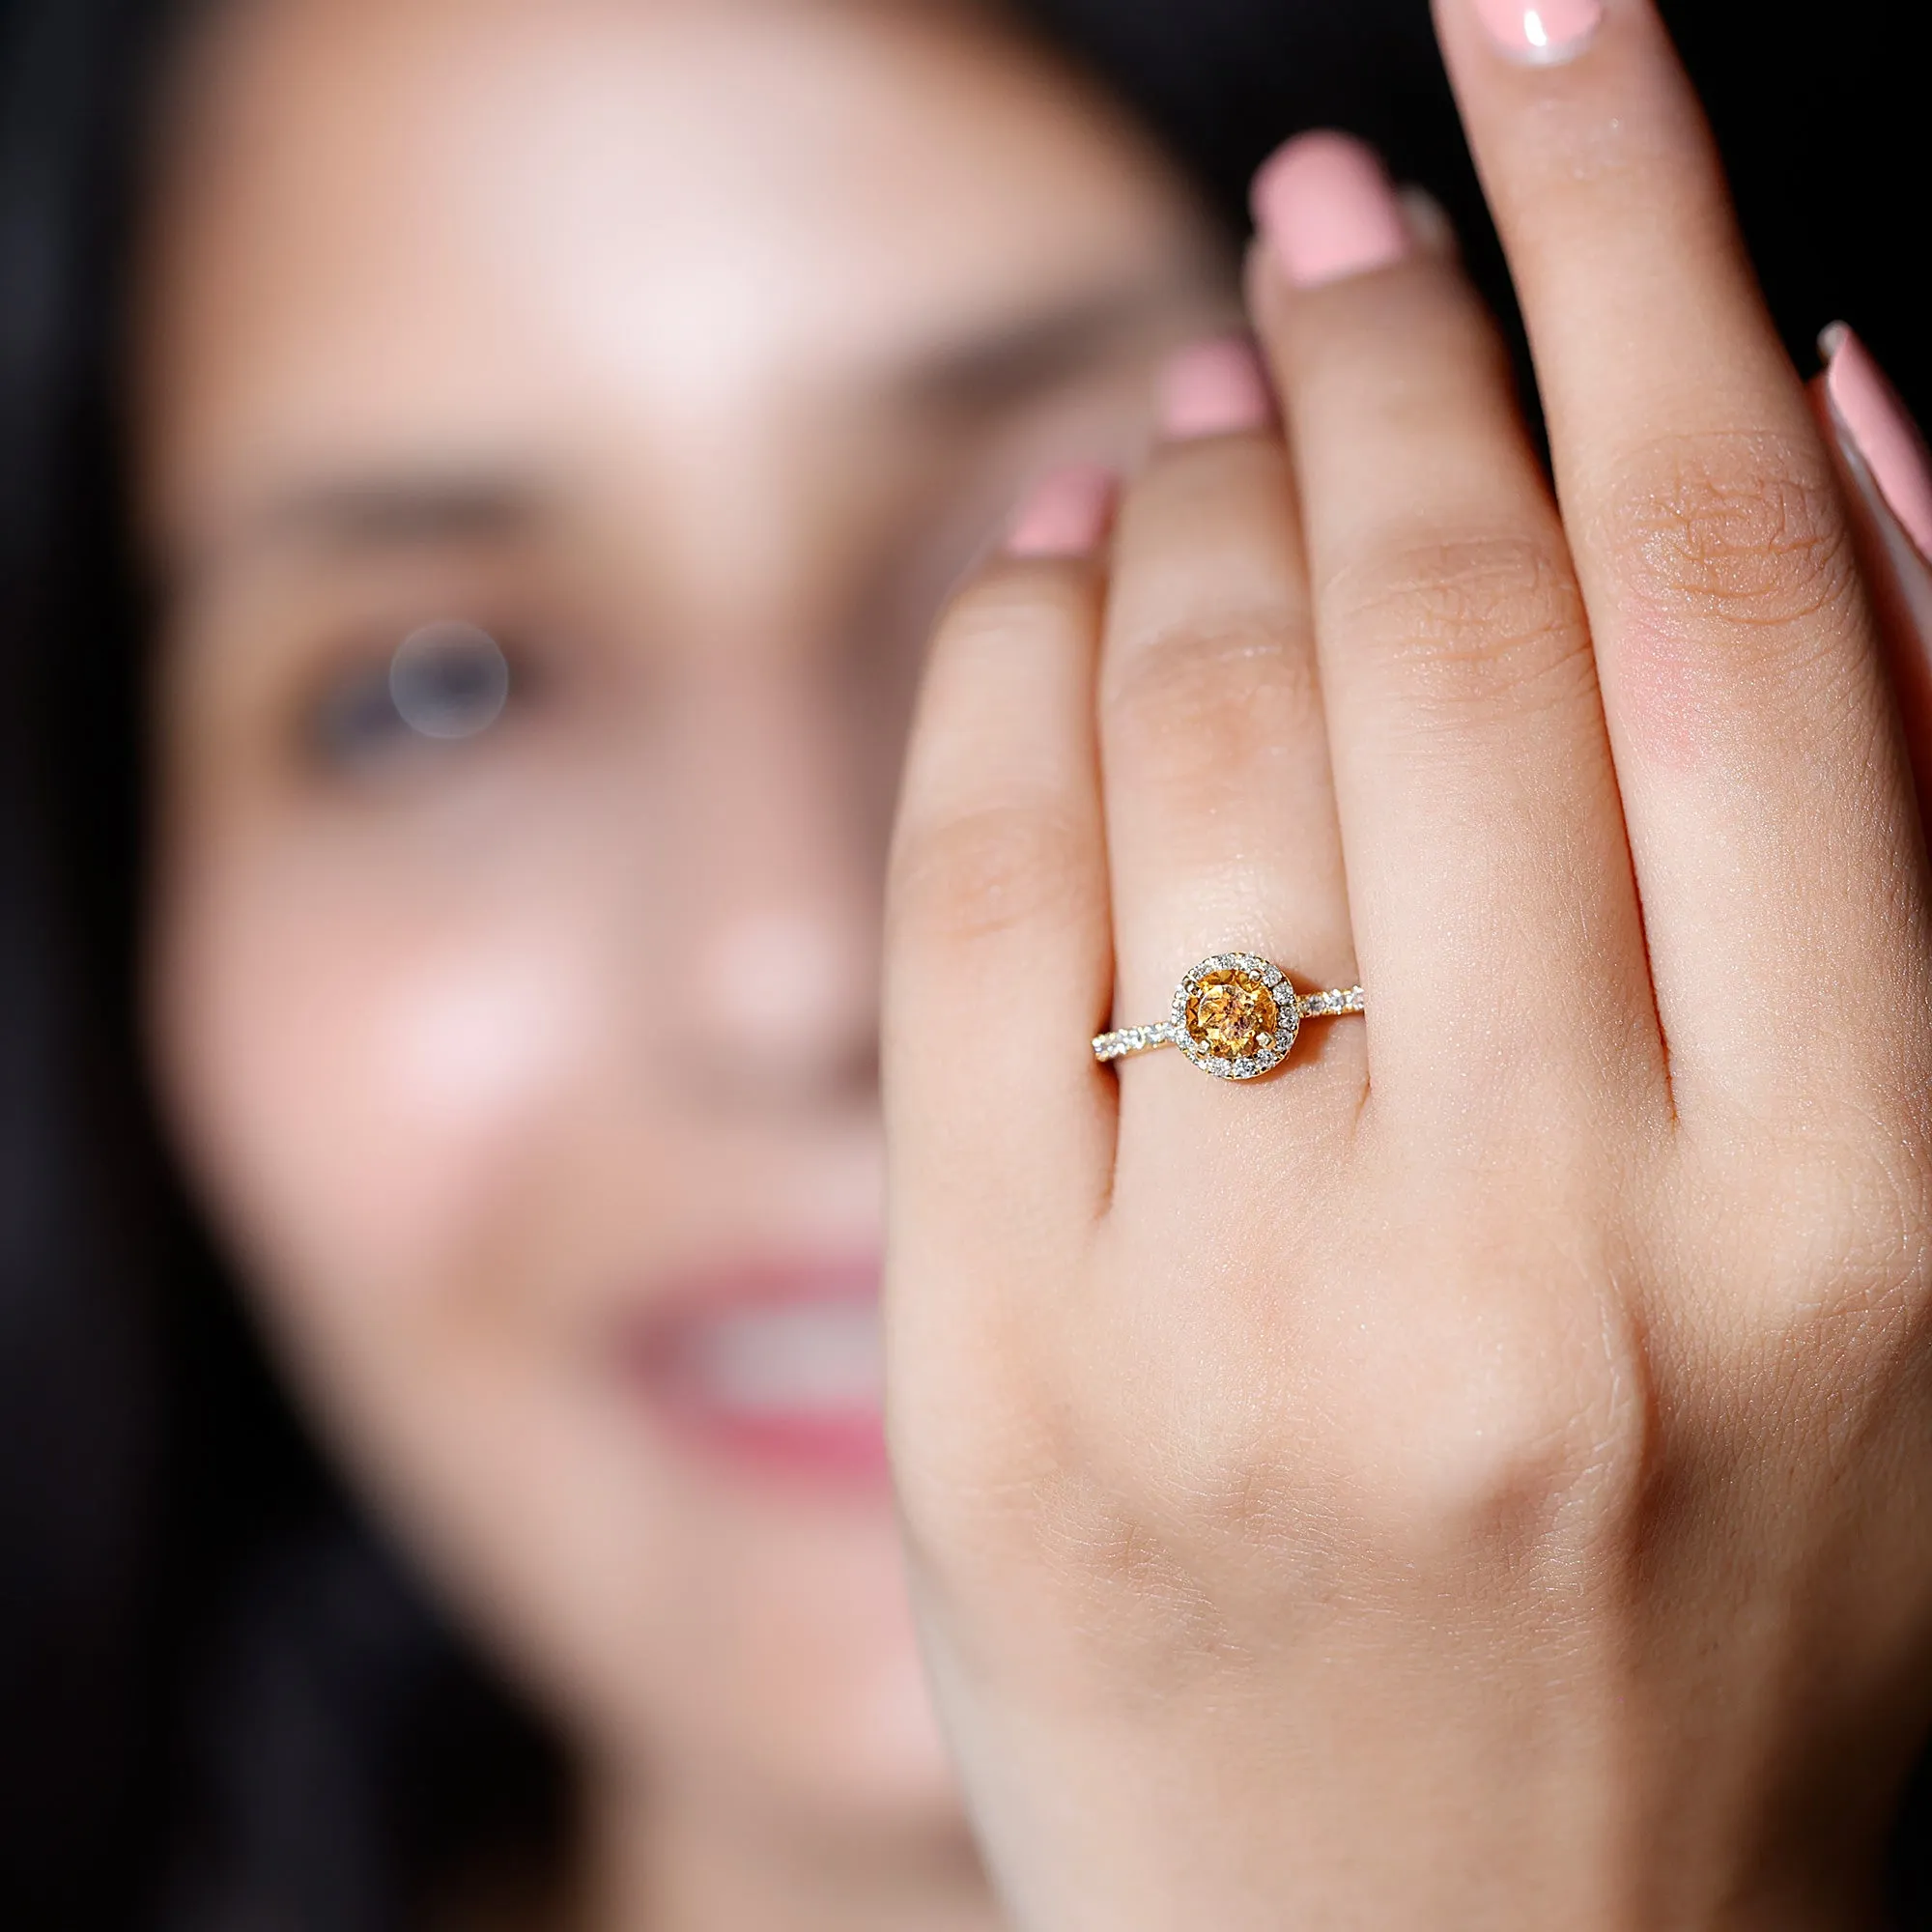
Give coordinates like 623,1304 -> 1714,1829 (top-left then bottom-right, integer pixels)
1183,967 -> 1279,1060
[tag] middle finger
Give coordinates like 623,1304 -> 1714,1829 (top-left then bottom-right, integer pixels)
1252,136 -> 1661,1120
1433,0 -> 1929,1112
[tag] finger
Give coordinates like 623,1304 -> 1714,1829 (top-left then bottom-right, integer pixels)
884,466 -> 1116,1254
1096,338 -> 1358,1113
1250,134 -> 1659,1114
1433,0 -> 1930,1103
1814,326 -> 1932,820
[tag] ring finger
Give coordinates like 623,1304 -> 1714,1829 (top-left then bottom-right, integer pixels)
1098,339 -> 1358,1149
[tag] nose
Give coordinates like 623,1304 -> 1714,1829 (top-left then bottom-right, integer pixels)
655,676 -> 881,1106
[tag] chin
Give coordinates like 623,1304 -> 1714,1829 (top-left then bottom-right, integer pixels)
459,1411 -> 961,1836
564,1253 -> 967,1822
635,1467 -> 962,1827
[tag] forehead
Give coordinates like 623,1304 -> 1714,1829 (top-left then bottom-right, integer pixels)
138,0 -> 1202,554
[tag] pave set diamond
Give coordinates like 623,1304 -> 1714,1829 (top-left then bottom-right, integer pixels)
1094,953 -> 1365,1082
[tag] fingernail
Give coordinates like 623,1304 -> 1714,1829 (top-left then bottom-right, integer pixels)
1472,0 -> 1603,63
1251,132 -> 1409,290
1005,463 -> 1116,558
1822,324 -> 1932,563
1157,336 -> 1274,440
1398,185 -> 1459,259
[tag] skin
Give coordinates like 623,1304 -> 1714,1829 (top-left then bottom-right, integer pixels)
136,0 -> 1227,1926
887,2 -> 1932,1927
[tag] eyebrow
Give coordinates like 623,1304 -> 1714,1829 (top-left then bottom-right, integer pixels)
898,264 -> 1231,414
223,471 -> 547,567
198,264 -> 1225,573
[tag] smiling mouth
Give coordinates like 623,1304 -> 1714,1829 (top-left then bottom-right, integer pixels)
615,1262 -> 889,1487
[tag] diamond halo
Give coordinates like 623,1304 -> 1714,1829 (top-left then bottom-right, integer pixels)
1092,955 -> 1364,1076
1170,952 -> 1298,1081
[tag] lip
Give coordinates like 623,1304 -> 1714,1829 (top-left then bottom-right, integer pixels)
611,1257 -> 889,1490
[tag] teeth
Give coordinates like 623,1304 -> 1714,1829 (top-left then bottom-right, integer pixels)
680,1301 -> 882,1417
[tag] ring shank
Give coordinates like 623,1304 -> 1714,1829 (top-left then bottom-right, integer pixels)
1093,984 -> 1363,1064
1092,1021 -> 1179,1062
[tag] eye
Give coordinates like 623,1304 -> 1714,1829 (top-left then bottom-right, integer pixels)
309,620 -> 513,767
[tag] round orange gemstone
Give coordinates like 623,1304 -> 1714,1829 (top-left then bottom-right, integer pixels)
1183,967 -> 1279,1060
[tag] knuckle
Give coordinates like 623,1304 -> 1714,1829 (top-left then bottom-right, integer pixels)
1317,1239 -> 1650,1568
888,800 -> 1094,948
1327,535 -> 1594,724
1102,619 -> 1320,795
1140,1272 -> 1642,1583
1050,1490 -> 1235,1645
1762,1124 -> 1932,1330
1596,430 -> 1858,639
895,1261 -> 1657,1664
1368,1342 -> 1636,1562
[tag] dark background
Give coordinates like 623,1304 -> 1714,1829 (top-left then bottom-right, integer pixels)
1030,0 -> 1928,430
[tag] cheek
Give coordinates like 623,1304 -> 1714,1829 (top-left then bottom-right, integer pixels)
152,856 -> 595,1323
149,854 -> 658,1737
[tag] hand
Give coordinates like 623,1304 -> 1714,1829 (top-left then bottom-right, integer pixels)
883,1 -> 1932,1926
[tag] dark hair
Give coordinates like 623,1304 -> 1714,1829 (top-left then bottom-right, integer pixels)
0,3 -> 573,1924
1,1 -> 1926,1927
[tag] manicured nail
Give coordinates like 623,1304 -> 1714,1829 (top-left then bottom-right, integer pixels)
1251,132 -> 1409,291
1822,324 -> 1932,563
1157,336 -> 1274,440
1398,185 -> 1459,259
1005,463 -> 1116,558
1472,0 -> 1603,62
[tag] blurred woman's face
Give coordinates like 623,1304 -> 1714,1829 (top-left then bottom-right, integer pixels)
138,0 -> 1224,1873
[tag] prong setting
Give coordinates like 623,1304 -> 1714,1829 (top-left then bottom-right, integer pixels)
1171,952 -> 1298,1080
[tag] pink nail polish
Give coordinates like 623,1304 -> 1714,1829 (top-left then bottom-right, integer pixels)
1397,185 -> 1460,259
1157,336 -> 1274,440
1006,463 -> 1116,558
1250,132 -> 1409,291
1824,325 -> 1932,563
1471,0 -> 1603,63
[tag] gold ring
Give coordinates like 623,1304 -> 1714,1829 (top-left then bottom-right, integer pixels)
1093,952 -> 1363,1081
